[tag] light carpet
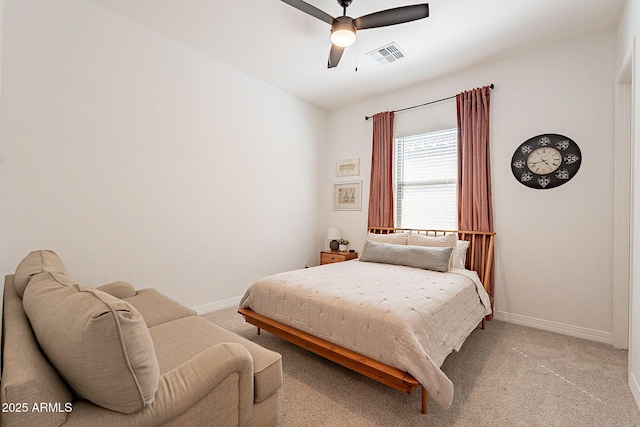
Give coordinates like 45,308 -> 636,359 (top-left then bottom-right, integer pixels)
203,307 -> 639,426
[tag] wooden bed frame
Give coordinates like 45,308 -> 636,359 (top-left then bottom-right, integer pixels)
239,227 -> 495,414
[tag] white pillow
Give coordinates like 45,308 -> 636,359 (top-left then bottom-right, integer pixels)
406,233 -> 456,248
365,232 -> 409,246
453,240 -> 470,269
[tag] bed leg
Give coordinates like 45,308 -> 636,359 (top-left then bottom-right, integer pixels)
482,318 -> 486,330
421,386 -> 428,414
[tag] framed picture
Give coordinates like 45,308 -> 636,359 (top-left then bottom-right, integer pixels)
333,181 -> 362,211
336,158 -> 360,177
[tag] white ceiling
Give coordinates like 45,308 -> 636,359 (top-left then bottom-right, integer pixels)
89,0 -> 625,111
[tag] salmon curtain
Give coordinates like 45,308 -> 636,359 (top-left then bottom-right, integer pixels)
456,86 -> 494,303
367,111 -> 395,228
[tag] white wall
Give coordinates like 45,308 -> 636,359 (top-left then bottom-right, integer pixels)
0,0 -> 4,325
617,0 -> 640,410
0,0 -> 327,310
0,0 -> 3,98
324,30 -> 617,343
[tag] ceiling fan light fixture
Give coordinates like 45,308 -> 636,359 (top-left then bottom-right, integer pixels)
330,19 -> 356,47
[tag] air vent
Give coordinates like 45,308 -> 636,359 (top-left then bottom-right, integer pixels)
367,42 -> 407,65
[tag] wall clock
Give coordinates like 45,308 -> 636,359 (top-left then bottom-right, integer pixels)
510,133 -> 581,189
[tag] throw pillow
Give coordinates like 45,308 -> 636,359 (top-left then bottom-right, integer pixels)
23,272 -> 159,414
360,240 -> 453,272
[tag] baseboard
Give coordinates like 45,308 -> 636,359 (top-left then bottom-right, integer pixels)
192,296 -> 242,315
493,310 -> 613,344
630,371 -> 640,411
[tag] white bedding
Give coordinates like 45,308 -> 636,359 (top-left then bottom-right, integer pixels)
239,259 -> 492,409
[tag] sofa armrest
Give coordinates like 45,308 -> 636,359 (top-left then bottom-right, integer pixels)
155,341 -> 255,426
96,281 -> 136,299
62,342 -> 255,427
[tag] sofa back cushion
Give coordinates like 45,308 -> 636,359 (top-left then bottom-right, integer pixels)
1,275 -> 73,427
23,272 -> 160,414
14,250 -> 71,298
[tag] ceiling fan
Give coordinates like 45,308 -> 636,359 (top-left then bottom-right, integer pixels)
281,0 -> 429,68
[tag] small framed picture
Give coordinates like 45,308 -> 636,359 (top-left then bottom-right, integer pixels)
336,158 -> 360,177
333,181 -> 362,211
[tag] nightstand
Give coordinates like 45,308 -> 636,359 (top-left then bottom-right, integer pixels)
320,251 -> 358,265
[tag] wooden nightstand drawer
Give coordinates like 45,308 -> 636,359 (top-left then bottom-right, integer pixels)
320,251 -> 358,265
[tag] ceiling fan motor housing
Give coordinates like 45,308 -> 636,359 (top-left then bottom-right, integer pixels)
333,15 -> 355,28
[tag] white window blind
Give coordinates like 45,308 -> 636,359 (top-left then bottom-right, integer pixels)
394,128 -> 458,230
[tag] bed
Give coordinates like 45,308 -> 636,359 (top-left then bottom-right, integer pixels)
239,227 -> 495,413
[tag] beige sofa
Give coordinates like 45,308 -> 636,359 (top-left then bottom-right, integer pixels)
1,250 -> 282,427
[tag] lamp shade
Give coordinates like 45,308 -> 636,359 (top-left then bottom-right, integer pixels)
330,17 -> 357,48
330,28 -> 356,47
327,228 -> 342,240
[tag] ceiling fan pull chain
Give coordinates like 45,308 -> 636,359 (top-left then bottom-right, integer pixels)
355,43 -> 359,72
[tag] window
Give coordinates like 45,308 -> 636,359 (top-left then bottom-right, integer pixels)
394,128 -> 458,230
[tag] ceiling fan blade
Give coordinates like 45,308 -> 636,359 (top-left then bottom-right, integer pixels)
354,4 -> 429,30
328,44 -> 345,68
280,0 -> 335,25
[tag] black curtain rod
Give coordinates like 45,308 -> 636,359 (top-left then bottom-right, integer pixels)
364,83 -> 494,121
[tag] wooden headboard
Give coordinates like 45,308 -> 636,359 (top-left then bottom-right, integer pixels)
367,227 -> 495,298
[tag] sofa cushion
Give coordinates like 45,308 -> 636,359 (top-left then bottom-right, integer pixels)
123,288 -> 196,327
14,250 -> 71,298
22,272 -> 160,414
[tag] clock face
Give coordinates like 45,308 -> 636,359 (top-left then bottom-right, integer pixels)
511,134 -> 581,189
526,147 -> 562,175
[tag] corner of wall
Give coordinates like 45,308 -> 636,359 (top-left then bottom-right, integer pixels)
630,370 -> 640,411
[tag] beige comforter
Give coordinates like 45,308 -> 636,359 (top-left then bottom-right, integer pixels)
239,259 -> 492,409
